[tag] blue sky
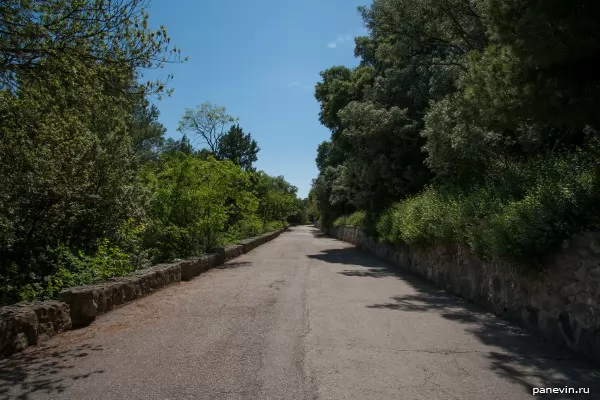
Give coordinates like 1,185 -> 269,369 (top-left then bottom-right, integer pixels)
145,0 -> 370,198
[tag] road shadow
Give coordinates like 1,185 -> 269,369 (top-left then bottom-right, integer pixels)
309,245 -> 600,399
216,261 -> 252,270
0,343 -> 105,400
311,231 -> 329,239
306,225 -> 329,239
308,247 -> 406,277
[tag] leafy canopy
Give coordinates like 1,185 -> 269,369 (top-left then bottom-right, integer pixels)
177,102 -> 238,153
217,124 -> 260,171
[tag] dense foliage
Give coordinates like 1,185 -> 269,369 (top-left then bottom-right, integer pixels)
217,125 -> 260,172
313,0 -> 600,268
0,1 -> 300,305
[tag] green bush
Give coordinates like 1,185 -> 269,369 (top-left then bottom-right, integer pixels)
223,215 -> 265,244
116,219 -> 152,270
377,147 -> 600,268
484,150 -> 600,264
333,215 -> 348,227
0,218 -> 151,305
9,239 -> 134,302
346,211 -> 367,228
332,211 -> 368,228
236,215 -> 265,237
265,220 -> 286,231
1,149 -> 302,305
142,155 -> 259,261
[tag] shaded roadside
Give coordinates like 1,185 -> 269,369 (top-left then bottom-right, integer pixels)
308,244 -> 600,399
0,344 -> 106,400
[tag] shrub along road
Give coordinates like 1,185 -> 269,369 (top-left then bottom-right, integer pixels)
1,226 -> 598,400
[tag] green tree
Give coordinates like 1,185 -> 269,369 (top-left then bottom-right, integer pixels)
421,0 -> 600,183
162,135 -> 194,156
253,172 -> 298,230
312,0 -> 600,267
130,95 -> 167,163
315,66 -> 375,138
0,58 -> 145,302
306,189 -> 320,223
315,141 -> 345,171
477,0 -> 600,131
0,0 -> 184,94
177,102 -> 238,153
217,124 -> 260,171
287,198 -> 311,225
144,155 -> 257,261
338,101 -> 430,213
0,0 -> 183,304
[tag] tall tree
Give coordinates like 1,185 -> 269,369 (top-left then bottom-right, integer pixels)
0,0 -> 183,303
312,0 -> 488,223
217,124 -> 260,171
130,95 -> 167,163
161,135 -> 194,156
177,102 -> 238,153
0,0 -> 184,94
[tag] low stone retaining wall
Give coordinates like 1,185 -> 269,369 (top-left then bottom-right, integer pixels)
211,244 -> 245,265
238,230 -> 281,253
180,254 -> 219,281
0,301 -> 71,356
58,262 -> 182,327
0,227 -> 287,357
327,225 -> 600,365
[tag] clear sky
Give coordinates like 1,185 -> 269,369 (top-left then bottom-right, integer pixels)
145,0 -> 369,198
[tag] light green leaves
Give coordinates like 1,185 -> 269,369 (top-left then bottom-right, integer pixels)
177,102 -> 238,153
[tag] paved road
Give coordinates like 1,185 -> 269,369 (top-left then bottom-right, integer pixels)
1,226 -> 599,400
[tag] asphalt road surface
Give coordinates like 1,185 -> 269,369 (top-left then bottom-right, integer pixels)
1,226 -> 599,400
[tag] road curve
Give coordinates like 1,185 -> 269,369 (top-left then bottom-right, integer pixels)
1,225 -> 598,400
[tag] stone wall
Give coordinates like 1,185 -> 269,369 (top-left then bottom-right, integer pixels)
58,262 -> 182,327
0,301 -> 71,356
1,227 -> 287,357
180,254 -> 219,281
328,225 -> 600,365
58,228 -> 287,327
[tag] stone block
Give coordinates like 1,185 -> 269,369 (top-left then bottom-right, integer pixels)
58,287 -> 98,327
237,237 -> 260,253
181,254 -> 219,281
33,301 -> 71,340
59,262 -> 182,327
1,301 -> 71,357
